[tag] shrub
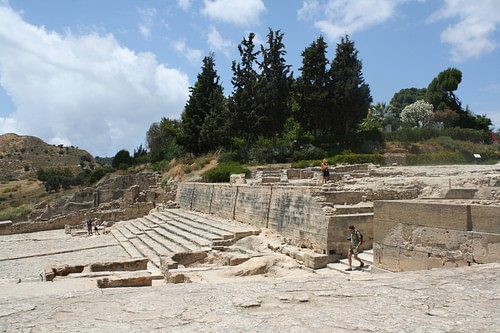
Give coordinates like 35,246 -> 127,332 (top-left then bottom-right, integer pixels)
291,159 -> 322,168
406,151 -> 467,165
291,144 -> 327,161
384,128 -> 491,144
332,153 -> 384,165
202,162 -> 250,183
0,203 -> 32,221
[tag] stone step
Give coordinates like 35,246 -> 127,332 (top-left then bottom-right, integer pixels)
115,223 -> 137,239
327,249 -> 392,275
160,209 -> 259,238
146,224 -> 200,252
143,215 -> 214,248
152,212 -> 228,241
133,218 -> 191,253
156,211 -> 234,240
110,229 -> 143,258
136,233 -> 172,258
327,249 -> 374,274
128,238 -> 161,268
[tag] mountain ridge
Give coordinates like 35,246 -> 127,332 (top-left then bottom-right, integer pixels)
0,133 -> 94,180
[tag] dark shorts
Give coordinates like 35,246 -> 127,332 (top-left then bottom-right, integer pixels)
323,169 -> 329,177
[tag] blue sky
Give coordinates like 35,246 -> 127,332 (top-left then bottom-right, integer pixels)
0,0 -> 499,157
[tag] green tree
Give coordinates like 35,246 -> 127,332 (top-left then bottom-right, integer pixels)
328,35 -> 372,143
181,53 -> 227,154
147,117 -> 183,162
295,36 -> 330,135
426,68 -> 462,111
255,28 -> 293,140
228,32 -> 260,148
388,88 -> 427,129
112,149 -> 133,169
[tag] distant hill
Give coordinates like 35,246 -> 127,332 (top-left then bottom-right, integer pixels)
0,133 -> 95,180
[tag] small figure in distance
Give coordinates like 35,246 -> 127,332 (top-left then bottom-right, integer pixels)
321,159 -> 329,184
86,217 -> 93,236
345,225 -> 364,271
93,218 -> 100,235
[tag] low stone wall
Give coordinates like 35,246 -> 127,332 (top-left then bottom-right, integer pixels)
373,200 -> 500,272
0,202 -> 154,235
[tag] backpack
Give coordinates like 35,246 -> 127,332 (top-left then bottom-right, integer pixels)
356,230 -> 363,245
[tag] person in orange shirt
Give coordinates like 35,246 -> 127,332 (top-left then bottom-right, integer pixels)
320,159 -> 329,184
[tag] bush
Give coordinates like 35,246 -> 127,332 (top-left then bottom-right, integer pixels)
406,151 -> 467,165
384,127 -> 491,144
291,154 -> 384,168
332,153 -> 384,165
291,144 -> 327,161
248,137 -> 292,163
0,203 -> 32,221
202,162 -> 250,183
291,159 -> 322,168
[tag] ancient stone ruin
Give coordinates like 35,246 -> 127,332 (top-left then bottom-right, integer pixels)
1,163 -> 499,284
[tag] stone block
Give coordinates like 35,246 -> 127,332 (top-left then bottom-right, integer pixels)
43,264 -> 85,281
160,256 -> 178,273
191,184 -> 214,214
0,220 -> 13,235
302,252 -> 329,269
444,188 -> 477,199
89,258 -> 149,272
375,200 -> 471,230
471,205 -> 500,233
97,272 -> 152,288
471,232 -> 500,264
166,272 -> 191,284
226,254 -> 251,266
171,251 -> 207,266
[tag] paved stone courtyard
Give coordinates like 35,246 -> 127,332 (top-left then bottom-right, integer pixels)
0,228 -> 499,332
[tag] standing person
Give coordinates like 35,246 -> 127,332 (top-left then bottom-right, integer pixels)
345,225 -> 364,271
86,217 -> 93,236
93,218 -> 100,235
321,159 -> 329,184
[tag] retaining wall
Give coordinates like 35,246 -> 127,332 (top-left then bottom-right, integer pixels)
373,200 -> 500,272
176,183 -> 364,254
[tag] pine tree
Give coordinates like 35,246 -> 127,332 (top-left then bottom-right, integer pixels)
228,33 -> 260,146
180,53 -> 226,154
295,36 -> 330,135
328,35 -> 372,143
255,28 -> 293,140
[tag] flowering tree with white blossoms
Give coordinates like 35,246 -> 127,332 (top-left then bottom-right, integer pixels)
400,100 -> 434,128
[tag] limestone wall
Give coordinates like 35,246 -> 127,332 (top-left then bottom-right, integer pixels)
177,183 -> 340,253
373,200 -> 500,272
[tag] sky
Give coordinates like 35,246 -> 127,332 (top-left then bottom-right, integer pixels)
0,0 -> 499,157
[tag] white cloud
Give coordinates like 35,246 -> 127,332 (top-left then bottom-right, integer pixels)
298,0 -> 399,41
138,7 -> 157,39
0,5 -> 190,157
207,25 -> 232,58
428,0 -> 500,62
173,40 -> 204,64
297,0 -> 320,22
178,0 -> 192,11
201,0 -> 266,26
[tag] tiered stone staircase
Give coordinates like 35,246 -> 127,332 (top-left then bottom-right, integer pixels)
110,209 -> 260,273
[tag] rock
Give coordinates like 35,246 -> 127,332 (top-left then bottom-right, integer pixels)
96,272 -> 152,288
89,258 -> 149,272
171,251 -> 207,266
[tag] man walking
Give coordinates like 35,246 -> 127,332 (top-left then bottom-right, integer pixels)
346,225 -> 364,271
